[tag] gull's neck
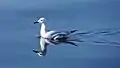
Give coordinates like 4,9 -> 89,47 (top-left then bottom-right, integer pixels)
40,23 -> 47,37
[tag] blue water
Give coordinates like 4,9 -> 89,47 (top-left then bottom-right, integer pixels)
0,1 -> 120,68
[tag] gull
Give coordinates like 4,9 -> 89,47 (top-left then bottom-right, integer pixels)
33,17 -> 82,57
32,17 -> 120,57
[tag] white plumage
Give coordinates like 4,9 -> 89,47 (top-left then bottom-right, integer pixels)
33,17 -> 79,56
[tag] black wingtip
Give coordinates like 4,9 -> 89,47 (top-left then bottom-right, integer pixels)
71,30 -> 78,33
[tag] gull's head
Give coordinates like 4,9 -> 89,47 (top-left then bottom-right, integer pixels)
34,17 -> 46,24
